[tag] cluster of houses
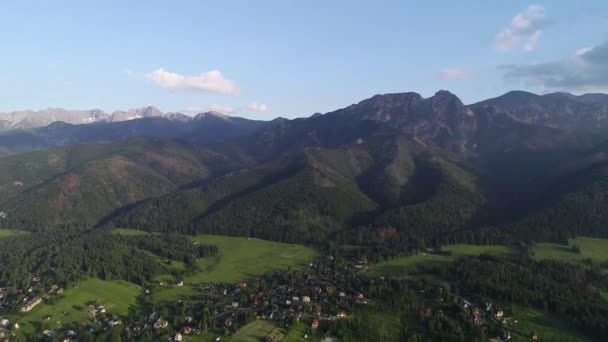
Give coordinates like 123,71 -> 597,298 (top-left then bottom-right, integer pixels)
0,317 -> 19,340
187,273 -> 363,332
459,298 -> 545,341
144,312 -> 202,341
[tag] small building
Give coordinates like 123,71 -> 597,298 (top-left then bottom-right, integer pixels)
311,319 -> 319,329
495,309 -> 504,320
182,326 -> 192,335
174,332 -> 183,342
20,297 -> 42,312
470,308 -> 481,325
153,319 -> 168,330
302,296 -> 311,303
531,331 -> 540,340
225,318 -> 233,327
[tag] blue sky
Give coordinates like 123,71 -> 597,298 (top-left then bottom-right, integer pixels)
0,1 -> 607,119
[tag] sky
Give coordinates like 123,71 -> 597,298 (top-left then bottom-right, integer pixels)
0,0 -> 607,119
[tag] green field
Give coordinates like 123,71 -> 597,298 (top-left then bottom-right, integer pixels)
534,237 -> 608,264
187,234 -> 318,283
372,244 -> 515,278
18,278 -> 140,334
0,229 -> 29,238
111,229 -> 318,302
284,320 -> 309,342
152,234 -> 317,302
111,227 -> 155,236
231,320 -> 279,342
508,305 -> 597,342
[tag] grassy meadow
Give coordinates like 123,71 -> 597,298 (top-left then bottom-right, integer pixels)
18,278 -> 140,334
112,229 -> 318,303
0,229 -> 29,238
372,244 -> 515,279
507,305 -> 597,342
534,237 -> 608,264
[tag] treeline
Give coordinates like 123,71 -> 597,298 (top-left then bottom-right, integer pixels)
0,229 -> 217,289
440,256 -> 608,339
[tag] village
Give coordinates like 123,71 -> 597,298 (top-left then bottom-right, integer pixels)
0,256 -> 546,341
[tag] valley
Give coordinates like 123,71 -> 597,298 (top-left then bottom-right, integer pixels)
0,90 -> 608,341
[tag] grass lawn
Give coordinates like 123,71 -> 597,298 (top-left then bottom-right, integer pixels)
372,244 -> 515,279
150,234 -> 317,302
534,237 -> 608,264
508,305 -> 597,342
0,229 -> 29,238
110,228 -> 155,236
18,278 -> 140,335
112,230 -> 318,302
186,234 -> 318,283
284,320 -> 309,342
231,320 -> 279,342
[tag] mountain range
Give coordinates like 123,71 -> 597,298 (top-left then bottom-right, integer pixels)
0,106 -> 154,130
0,90 -> 607,247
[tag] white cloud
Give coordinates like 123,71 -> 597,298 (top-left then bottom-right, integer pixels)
182,104 -> 237,115
494,5 -> 546,52
438,68 -> 472,81
146,68 -> 239,95
247,102 -> 269,112
124,69 -> 135,76
501,41 -> 608,91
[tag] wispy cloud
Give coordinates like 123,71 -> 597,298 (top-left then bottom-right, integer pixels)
124,69 -> 135,77
438,68 -> 472,81
146,68 -> 239,95
247,102 -> 268,112
501,40 -> 608,91
494,4 -> 546,52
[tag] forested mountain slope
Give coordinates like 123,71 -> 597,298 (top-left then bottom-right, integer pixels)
0,137 -> 249,230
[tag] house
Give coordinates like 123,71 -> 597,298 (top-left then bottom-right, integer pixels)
225,318 -> 233,327
20,297 -> 42,312
531,331 -> 540,340
174,332 -> 183,342
470,308 -> 481,325
153,319 -> 168,330
313,306 -> 321,315
302,296 -> 311,303
311,319 -> 319,329
176,281 -> 184,287
495,309 -> 504,320
182,326 -> 192,335
31,276 -> 41,282
0,319 -> 8,328
337,311 -> 347,318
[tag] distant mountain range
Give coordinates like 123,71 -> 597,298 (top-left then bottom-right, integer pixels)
0,90 -> 607,245
0,110 -> 267,156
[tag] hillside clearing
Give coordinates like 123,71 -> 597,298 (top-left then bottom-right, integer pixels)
18,278 -> 140,335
